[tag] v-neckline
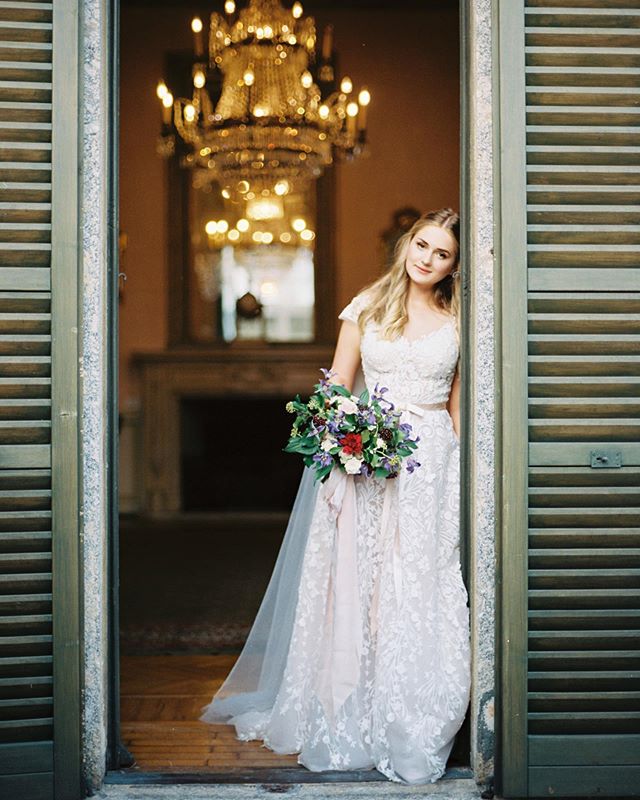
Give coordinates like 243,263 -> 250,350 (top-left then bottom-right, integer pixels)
399,317 -> 455,345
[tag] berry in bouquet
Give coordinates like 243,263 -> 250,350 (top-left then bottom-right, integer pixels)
284,368 -> 421,483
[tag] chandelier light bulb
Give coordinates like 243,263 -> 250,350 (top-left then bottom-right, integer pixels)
274,179 -> 290,196
292,217 -> 306,232
217,219 -> 229,234
262,232 -> 274,244
224,0 -> 236,13
357,88 -> 370,130
346,101 -> 358,136
292,2 -> 303,19
280,232 -> 291,243
228,228 -> 240,241
156,81 -> 168,99
221,188 -> 231,199
161,91 -> 173,124
243,68 -> 255,86
237,218 -> 250,232
191,17 -> 204,57
193,70 -> 206,89
300,228 -> 315,241
252,231 -> 263,243
319,104 -> 329,120
340,76 -> 353,94
264,25 -> 273,38
184,103 -> 197,122
205,220 -> 218,235
301,70 -> 313,89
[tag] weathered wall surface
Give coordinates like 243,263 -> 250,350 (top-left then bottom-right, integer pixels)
467,0 -> 496,786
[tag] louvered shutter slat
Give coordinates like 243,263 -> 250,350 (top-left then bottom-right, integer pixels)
500,2 -> 640,796
525,0 -> 640,793
0,0 -> 53,791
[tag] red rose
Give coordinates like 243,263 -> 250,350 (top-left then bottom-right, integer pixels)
339,432 -> 363,456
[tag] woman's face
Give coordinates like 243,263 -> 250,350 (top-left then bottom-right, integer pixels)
404,224 -> 458,290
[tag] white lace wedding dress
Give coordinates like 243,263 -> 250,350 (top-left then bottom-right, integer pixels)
200,293 -> 471,784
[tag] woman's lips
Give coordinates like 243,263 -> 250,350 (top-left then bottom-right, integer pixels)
414,264 -> 432,274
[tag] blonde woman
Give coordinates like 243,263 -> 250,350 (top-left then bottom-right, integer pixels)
201,208 -> 471,785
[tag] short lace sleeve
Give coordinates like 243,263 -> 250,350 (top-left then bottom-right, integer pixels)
338,292 -> 369,324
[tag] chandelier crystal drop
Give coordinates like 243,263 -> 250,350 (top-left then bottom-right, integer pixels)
156,0 -> 370,202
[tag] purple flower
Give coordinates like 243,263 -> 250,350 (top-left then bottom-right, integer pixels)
406,457 -> 421,474
313,451 -> 333,468
317,367 -> 337,395
371,383 -> 391,404
398,422 -> 413,435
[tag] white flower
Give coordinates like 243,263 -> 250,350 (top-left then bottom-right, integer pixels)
344,456 -> 362,475
335,396 -> 359,415
321,437 -> 336,452
376,437 -> 387,450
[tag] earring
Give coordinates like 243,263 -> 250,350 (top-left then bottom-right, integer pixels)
450,270 -> 460,278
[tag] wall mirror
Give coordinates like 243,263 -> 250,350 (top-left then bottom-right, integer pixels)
164,52 -> 335,347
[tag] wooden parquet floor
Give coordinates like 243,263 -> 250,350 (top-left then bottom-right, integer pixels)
120,654 -> 300,771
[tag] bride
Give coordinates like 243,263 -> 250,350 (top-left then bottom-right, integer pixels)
200,207 -> 471,785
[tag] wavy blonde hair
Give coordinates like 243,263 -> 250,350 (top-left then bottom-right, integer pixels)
356,208 -> 460,340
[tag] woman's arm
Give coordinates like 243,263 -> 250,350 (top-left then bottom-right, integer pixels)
329,320 -> 362,392
447,365 -> 461,441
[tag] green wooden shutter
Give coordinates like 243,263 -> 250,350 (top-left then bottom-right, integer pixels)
498,1 -> 640,797
0,1 -> 81,798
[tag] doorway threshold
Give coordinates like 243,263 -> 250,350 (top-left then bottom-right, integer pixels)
102,768 -> 480,799
105,767 -> 472,785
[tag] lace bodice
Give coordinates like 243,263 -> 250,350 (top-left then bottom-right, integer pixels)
339,293 -> 459,405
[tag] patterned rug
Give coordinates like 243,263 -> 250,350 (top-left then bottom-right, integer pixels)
119,513 -> 287,655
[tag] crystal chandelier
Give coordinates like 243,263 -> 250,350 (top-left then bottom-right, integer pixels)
156,0 -> 371,202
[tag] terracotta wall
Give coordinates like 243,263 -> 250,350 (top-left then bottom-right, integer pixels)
119,2 -> 459,406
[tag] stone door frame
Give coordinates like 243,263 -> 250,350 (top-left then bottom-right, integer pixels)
77,0 -> 497,793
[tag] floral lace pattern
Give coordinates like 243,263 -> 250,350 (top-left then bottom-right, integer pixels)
228,294 -> 471,784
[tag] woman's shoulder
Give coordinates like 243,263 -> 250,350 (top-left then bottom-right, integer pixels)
338,290 -> 374,325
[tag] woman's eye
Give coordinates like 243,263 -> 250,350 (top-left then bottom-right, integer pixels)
417,241 -> 424,249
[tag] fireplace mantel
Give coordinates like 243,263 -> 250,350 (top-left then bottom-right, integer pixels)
132,346 -> 334,514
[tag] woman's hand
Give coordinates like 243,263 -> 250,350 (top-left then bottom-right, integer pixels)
329,320 -> 362,392
447,366 -> 461,441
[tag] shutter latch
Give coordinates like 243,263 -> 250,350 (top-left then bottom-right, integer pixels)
590,449 -> 622,469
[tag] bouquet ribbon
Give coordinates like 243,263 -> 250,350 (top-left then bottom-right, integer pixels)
314,400 -> 443,721
316,468 -> 363,723
315,472 -> 404,722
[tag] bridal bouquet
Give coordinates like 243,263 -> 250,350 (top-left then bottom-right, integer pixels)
284,368 -> 421,482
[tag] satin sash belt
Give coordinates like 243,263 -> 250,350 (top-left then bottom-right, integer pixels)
316,399 -> 446,721
392,399 -> 447,415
